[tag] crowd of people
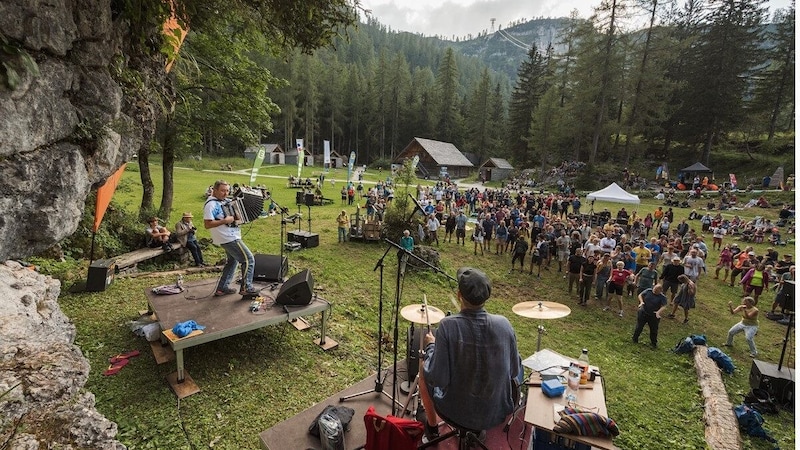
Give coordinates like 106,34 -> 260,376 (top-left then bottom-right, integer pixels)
398,182 -> 794,357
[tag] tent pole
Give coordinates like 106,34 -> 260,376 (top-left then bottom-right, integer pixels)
89,232 -> 96,264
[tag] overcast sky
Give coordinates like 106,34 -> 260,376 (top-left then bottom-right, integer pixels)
358,0 -> 793,39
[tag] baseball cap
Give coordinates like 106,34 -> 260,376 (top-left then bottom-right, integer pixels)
457,267 -> 492,305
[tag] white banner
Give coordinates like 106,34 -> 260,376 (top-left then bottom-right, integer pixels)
323,140 -> 331,165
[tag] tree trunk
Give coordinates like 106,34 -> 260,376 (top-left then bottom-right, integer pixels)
160,120 -> 175,221
138,144 -> 154,222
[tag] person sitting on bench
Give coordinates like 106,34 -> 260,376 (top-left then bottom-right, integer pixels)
146,217 -> 173,252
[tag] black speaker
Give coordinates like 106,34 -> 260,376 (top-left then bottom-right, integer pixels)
296,191 -> 305,205
275,269 -> 313,305
305,193 -> 316,207
287,230 -> 320,248
87,259 -> 116,292
749,359 -> 794,405
254,254 -> 287,282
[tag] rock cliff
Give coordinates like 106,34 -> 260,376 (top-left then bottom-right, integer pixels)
0,0 -> 142,262
0,261 -> 124,448
1,0 -> 152,447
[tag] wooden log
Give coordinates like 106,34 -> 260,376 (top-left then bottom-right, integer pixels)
693,345 -> 742,450
113,243 -> 181,269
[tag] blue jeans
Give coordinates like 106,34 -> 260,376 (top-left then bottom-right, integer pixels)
185,239 -> 204,265
219,240 -> 254,291
338,226 -> 347,242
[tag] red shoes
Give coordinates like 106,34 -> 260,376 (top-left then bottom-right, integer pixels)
102,350 -> 140,376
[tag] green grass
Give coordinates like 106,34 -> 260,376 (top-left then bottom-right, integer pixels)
57,159 -> 795,449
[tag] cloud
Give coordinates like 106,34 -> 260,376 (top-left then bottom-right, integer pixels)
363,0 -> 590,39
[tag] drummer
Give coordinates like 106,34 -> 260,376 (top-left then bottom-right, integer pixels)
418,267 -> 523,441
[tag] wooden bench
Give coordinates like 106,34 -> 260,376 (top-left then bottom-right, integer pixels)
114,243 -> 183,271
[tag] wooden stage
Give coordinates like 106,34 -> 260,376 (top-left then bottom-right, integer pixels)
145,278 -> 335,397
259,365 -> 533,450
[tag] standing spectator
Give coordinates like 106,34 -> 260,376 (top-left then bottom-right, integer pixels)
660,256 -> 685,303
455,210 -> 468,246
595,254 -> 612,301
700,213 -> 712,232
770,266 -> 795,315
400,229 -> 414,252
608,261 -> 634,317
667,275 -> 696,324
444,213 -> 457,243
725,296 -> 760,357
340,186 -> 347,205
174,212 -> 204,266
482,213 -> 495,252
567,247 -> 586,296
426,214 -> 441,246
632,284 -> 669,348
336,210 -> 349,243
555,230 -> 571,272
682,248 -> 705,282
643,213 -> 653,237
347,184 -> 355,205
730,248 -> 755,286
472,222 -> 485,256
711,225 -> 727,250
635,261 -> 659,296
653,207 -> 664,230
530,235 -> 549,277
578,255 -> 598,306
633,241 -> 652,274
510,235 -> 528,272
740,263 -> 770,305
714,245 -> 733,281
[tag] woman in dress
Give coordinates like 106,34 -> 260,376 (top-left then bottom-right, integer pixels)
668,274 -> 696,324
714,245 -> 733,282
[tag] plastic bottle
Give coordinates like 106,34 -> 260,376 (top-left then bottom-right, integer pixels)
578,349 -> 590,384
176,275 -> 184,289
565,362 -> 581,403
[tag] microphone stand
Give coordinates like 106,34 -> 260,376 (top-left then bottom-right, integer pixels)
339,243 -> 403,410
273,199 -> 290,279
382,238 -> 456,416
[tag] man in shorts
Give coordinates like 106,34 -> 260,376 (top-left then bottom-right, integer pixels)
555,230 -> 571,272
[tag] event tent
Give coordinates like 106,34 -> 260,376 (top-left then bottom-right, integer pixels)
680,162 -> 713,173
586,182 -> 641,204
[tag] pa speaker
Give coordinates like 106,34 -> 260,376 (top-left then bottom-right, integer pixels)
275,269 -> 313,306
254,254 -> 287,282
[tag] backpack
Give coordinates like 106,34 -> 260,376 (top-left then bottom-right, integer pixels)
733,404 -> 779,449
673,337 -> 695,354
707,347 -> 735,374
690,334 -> 707,345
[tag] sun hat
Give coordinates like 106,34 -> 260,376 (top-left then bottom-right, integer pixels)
182,212 -> 193,218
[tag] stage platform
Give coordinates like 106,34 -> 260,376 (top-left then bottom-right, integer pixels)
145,278 -> 335,397
259,367 -> 532,450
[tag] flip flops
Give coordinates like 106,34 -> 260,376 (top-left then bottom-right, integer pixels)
103,350 -> 141,376
108,350 -> 140,364
102,358 -> 130,376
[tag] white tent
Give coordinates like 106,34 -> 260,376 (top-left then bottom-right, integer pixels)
586,182 -> 640,204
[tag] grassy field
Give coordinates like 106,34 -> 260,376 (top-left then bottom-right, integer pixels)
56,160 -> 795,450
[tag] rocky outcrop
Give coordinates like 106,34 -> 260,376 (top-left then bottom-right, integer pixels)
0,0 -> 141,261
0,261 -> 124,448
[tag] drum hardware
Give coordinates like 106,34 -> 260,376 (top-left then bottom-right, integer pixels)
513,301 -> 572,351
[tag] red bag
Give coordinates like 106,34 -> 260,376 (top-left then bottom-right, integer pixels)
363,406 -> 424,450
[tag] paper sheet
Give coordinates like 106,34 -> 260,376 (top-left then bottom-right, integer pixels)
522,348 -> 571,372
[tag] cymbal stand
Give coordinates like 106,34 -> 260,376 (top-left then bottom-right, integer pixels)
536,324 -> 547,352
273,199 -> 291,279
339,243 -> 402,410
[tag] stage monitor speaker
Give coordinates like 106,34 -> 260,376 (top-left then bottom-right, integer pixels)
275,269 -> 313,306
749,359 -> 794,405
87,259 -> 116,292
254,254 -> 287,282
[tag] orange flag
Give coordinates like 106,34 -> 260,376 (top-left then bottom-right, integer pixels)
93,164 -> 127,232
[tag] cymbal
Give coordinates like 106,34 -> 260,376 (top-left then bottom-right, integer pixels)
401,304 -> 446,325
512,301 -> 571,319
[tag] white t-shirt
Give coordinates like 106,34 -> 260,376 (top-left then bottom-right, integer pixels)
203,197 -> 241,245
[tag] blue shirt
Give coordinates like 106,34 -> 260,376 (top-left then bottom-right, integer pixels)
423,308 -> 522,431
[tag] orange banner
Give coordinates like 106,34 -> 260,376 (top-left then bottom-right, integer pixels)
163,1 -> 188,73
93,164 -> 127,232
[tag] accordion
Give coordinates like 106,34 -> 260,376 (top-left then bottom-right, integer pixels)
222,188 -> 265,226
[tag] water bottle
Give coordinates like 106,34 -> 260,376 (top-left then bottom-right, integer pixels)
176,275 -> 184,288
578,349 -> 590,384
565,362 -> 581,403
